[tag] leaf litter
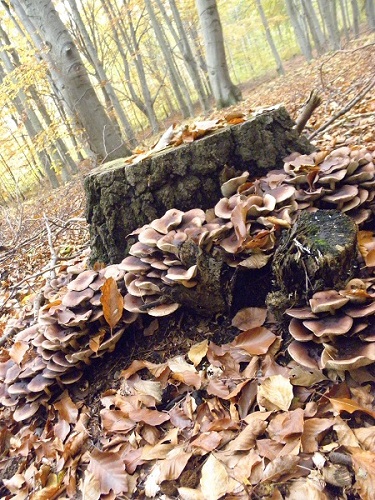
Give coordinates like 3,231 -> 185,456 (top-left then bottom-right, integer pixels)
0,36 -> 375,499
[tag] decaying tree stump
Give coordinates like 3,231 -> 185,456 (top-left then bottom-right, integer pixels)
84,106 -> 313,264
267,209 -> 358,318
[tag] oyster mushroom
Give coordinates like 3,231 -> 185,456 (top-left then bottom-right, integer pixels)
309,290 -> 349,314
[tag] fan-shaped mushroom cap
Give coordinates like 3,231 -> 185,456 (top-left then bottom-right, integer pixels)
288,340 -> 321,369
309,290 -> 349,314
129,241 -> 157,258
344,300 -> 375,318
289,318 -> 314,342
323,185 -> 358,207
27,374 -> 53,392
147,302 -> 180,317
321,342 -> 375,370
264,185 -> 295,204
156,231 -> 187,254
150,209 -> 184,234
67,270 -> 97,291
179,209 -> 206,229
165,265 -> 197,283
123,294 -> 145,313
119,256 -> 150,273
214,195 -> 241,219
286,307 -> 318,320
138,227 -> 164,246
221,171 -> 249,197
62,288 -> 94,308
303,314 -> 353,337
13,401 -> 40,422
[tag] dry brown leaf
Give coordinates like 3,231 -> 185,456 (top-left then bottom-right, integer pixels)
188,339 -> 209,366
261,455 -> 300,483
232,327 -> 276,355
301,418 -> 334,453
88,448 -> 129,495
225,418 -> 267,451
53,390 -> 79,424
190,431 -> 222,451
159,449 -> 192,482
100,409 -> 136,433
286,474 -> 327,499
133,379 -> 163,403
89,330 -> 106,354
100,277 -> 124,329
200,454 -> 232,500
9,340 -> 29,364
81,471 -> 101,500
231,307 -> 267,331
348,446 -> 375,500
128,408 -> 170,426
178,487 -> 205,500
353,427 -> 375,452
257,375 -> 294,411
327,396 -> 375,419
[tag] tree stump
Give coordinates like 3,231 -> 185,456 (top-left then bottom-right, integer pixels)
267,209 -> 358,318
84,106 -> 313,264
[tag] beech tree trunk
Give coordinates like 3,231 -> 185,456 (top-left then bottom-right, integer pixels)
66,0 -> 136,147
285,0 -> 313,61
195,0 -> 241,108
301,0 -> 326,55
255,0 -> 285,75
10,0 -> 132,162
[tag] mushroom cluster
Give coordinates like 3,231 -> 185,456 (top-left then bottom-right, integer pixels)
1,144 -> 374,420
286,279 -> 375,371
0,256 -> 138,421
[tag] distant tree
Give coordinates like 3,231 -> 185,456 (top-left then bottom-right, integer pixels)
10,0 -> 132,162
318,0 -> 340,50
255,0 -> 285,75
285,0 -> 313,61
350,0 -> 360,37
365,0 -> 375,31
195,0 -> 241,108
301,0 -> 326,56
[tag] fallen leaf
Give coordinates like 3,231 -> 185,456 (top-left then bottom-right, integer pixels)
327,396 -> 375,419
200,454 -> 231,500
348,447 -> 375,500
231,307 -> 267,331
257,375 -> 294,411
188,340 -> 209,366
232,327 -> 276,355
100,277 -> 124,329
88,448 -> 129,495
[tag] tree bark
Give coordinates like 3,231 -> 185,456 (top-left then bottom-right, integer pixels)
365,0 -> 375,31
255,0 -> 285,75
65,0 -> 136,147
318,0 -> 340,50
350,0 -> 360,37
285,0 -> 313,61
145,0 -> 193,118
301,0 -> 326,56
10,0 -> 132,162
195,0 -> 241,108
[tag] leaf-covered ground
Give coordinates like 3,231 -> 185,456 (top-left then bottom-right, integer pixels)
0,36 -> 374,499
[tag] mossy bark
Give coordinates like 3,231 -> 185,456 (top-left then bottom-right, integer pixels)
267,209 -> 358,317
84,106 -> 314,264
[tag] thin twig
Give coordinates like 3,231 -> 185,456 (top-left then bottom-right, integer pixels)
308,76 -> 375,140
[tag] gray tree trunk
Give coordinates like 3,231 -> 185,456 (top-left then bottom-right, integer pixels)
155,0 -> 211,112
318,0 -> 341,50
339,0 -> 350,41
195,0 -> 241,108
255,0 -> 285,75
350,0 -> 360,37
365,0 -> 375,31
10,0 -> 132,162
285,0 -> 313,61
301,0 -> 326,55
145,0 -> 192,118
66,0 -> 136,147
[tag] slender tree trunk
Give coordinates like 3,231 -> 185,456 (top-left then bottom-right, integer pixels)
318,0 -> 341,50
145,0 -> 192,118
255,0 -> 285,75
339,0 -> 350,41
365,0 -> 375,31
195,0 -> 241,108
66,0 -> 136,147
10,0 -> 132,162
301,0 -> 326,55
350,0 -> 360,38
285,0 -> 313,61
155,0 -> 210,111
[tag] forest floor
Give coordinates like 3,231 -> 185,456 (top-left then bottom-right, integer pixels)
0,34 -> 374,499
